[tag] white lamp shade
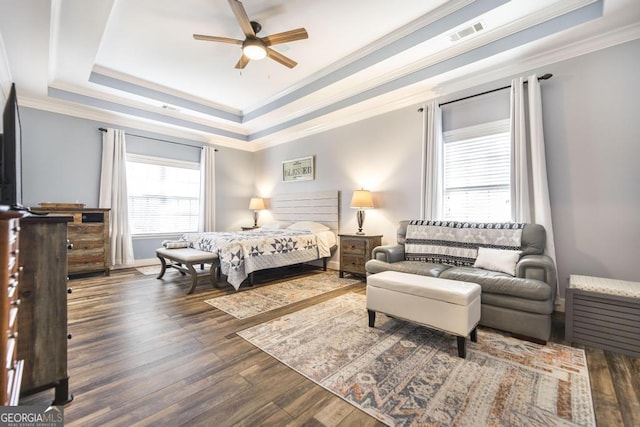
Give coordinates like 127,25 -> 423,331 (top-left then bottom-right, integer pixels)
249,197 -> 265,210
350,190 -> 374,209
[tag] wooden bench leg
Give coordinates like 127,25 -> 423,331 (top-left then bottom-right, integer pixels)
209,262 -> 219,288
157,255 -> 168,279
186,262 -> 199,294
368,310 -> 376,327
470,327 -> 478,343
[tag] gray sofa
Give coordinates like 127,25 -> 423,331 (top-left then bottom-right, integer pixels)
365,220 -> 557,342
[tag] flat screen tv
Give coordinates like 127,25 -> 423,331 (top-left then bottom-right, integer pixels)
0,83 -> 22,209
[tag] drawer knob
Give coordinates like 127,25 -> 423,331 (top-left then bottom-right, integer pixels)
67,334 -> 73,340
67,288 -> 73,294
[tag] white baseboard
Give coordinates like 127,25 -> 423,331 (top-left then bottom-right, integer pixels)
112,258 -> 158,270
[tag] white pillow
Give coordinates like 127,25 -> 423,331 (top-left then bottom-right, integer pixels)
287,221 -> 330,232
261,221 -> 292,230
474,247 -> 522,276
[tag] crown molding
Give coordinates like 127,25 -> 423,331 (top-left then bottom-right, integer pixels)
0,32 -> 12,98
19,95 -> 249,151
435,21 -> 640,98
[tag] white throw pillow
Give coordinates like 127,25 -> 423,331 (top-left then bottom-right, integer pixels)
287,221 -> 330,232
261,221 -> 292,230
474,247 -> 522,276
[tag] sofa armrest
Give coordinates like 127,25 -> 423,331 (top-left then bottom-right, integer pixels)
516,254 -> 557,296
371,244 -> 405,263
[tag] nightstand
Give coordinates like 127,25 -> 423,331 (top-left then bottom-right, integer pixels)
339,234 -> 382,278
241,226 -> 259,231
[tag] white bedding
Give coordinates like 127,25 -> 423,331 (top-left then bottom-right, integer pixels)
181,228 -> 336,290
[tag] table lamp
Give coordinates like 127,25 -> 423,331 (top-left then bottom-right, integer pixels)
350,189 -> 374,234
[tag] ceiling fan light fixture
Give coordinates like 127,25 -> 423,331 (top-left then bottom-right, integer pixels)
242,39 -> 266,60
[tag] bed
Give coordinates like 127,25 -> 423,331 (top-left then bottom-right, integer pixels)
181,191 -> 339,290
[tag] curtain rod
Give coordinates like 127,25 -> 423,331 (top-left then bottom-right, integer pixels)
437,73 -> 553,108
98,127 -> 218,151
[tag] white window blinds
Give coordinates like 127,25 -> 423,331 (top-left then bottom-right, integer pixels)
442,120 -> 511,222
126,154 -> 201,235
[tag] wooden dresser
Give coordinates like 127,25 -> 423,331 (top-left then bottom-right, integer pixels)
18,215 -> 74,405
1,211 -> 24,405
338,234 -> 382,278
30,206 -> 110,276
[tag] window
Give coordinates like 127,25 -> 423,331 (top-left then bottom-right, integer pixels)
126,154 -> 201,235
442,120 -> 511,222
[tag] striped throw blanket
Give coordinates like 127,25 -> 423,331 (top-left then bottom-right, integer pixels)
405,220 -> 524,266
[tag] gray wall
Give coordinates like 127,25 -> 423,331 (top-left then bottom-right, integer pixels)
19,108 -> 254,260
254,39 -> 640,297
253,105 -> 424,249
541,39 -> 640,293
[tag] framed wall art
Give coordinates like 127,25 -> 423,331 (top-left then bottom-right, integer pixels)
282,155 -> 314,182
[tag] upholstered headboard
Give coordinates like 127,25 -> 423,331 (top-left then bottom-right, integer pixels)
271,190 -> 339,234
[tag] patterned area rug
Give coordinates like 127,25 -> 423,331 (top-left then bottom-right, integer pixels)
238,293 -> 596,426
204,272 -> 360,319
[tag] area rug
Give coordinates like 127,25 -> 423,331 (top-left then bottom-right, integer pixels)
136,265 -> 161,276
204,271 -> 360,319
238,293 -> 596,427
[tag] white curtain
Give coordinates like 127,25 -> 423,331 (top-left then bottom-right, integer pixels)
99,128 -> 134,266
421,101 -> 443,220
199,146 -> 216,232
510,74 -> 558,289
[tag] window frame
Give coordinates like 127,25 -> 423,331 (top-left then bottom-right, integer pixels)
441,119 -> 512,222
126,153 -> 201,238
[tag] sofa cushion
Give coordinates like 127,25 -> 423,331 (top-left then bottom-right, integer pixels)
404,220 -> 525,266
439,266 -> 551,301
474,247 -> 521,276
481,293 -> 554,315
365,259 -> 450,277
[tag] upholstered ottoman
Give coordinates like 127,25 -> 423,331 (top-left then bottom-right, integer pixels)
367,271 -> 481,358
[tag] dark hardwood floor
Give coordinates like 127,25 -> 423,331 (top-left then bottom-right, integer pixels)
19,267 -> 640,426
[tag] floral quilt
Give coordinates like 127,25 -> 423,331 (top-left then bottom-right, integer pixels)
181,229 -> 323,290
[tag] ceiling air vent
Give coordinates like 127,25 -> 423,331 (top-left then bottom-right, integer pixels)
449,21 -> 484,42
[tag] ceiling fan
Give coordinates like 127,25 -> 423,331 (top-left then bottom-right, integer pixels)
193,0 -> 308,69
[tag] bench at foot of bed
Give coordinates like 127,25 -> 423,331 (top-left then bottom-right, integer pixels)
156,248 -> 220,294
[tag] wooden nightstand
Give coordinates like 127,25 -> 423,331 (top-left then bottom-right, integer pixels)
339,234 -> 382,278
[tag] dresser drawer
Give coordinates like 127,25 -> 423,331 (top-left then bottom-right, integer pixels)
341,238 -> 366,255
68,223 -> 105,238
341,255 -> 366,275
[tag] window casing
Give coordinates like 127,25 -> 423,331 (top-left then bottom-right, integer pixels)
126,154 -> 201,236
442,120 -> 511,222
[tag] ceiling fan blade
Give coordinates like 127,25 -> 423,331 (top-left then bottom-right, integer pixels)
228,0 -> 255,38
193,34 -> 243,45
235,54 -> 250,69
266,48 -> 297,69
262,28 -> 308,46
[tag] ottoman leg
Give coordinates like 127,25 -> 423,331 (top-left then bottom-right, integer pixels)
470,327 -> 478,343
367,310 -> 376,327
457,336 -> 466,358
